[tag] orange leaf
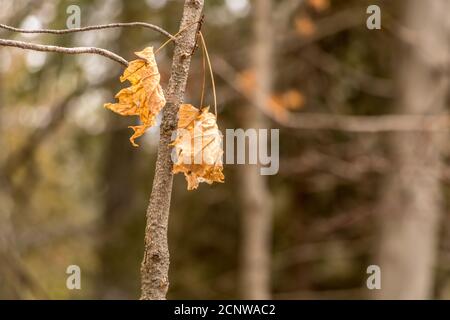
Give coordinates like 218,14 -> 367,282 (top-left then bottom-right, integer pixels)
268,90 -> 305,121
268,96 -> 289,122
172,104 -> 224,190
295,16 -> 316,37
307,0 -> 330,12
281,90 -> 305,110
236,69 -> 256,95
104,47 -> 165,147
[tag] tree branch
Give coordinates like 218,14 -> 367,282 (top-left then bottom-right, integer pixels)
0,22 -> 174,39
140,0 -> 204,300
0,38 -> 128,66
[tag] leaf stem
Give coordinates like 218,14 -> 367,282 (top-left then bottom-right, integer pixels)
199,32 -> 217,117
200,34 -> 206,108
154,20 -> 202,55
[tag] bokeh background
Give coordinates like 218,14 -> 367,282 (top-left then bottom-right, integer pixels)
0,0 -> 449,299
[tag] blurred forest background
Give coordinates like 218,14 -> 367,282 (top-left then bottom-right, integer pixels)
0,0 -> 449,299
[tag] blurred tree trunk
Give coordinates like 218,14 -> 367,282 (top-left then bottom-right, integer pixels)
239,0 -> 273,300
97,2 -> 141,299
0,8 -> 52,299
374,0 -> 449,299
97,116 -> 141,298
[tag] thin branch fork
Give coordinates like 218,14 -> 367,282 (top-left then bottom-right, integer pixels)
0,21 -> 176,67
0,22 -> 175,39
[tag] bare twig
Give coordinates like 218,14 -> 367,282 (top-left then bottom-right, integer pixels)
213,56 -> 450,132
0,22 -> 174,39
283,113 -> 450,132
0,38 -> 128,66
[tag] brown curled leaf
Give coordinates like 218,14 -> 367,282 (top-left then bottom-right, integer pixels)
172,104 -> 224,190
104,47 -> 165,147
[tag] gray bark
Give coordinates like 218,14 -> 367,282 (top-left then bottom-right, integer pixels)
140,0 -> 204,300
239,0 -> 273,300
374,0 -> 449,299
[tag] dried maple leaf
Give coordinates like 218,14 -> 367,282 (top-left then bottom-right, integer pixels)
172,104 -> 224,190
104,47 -> 165,147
